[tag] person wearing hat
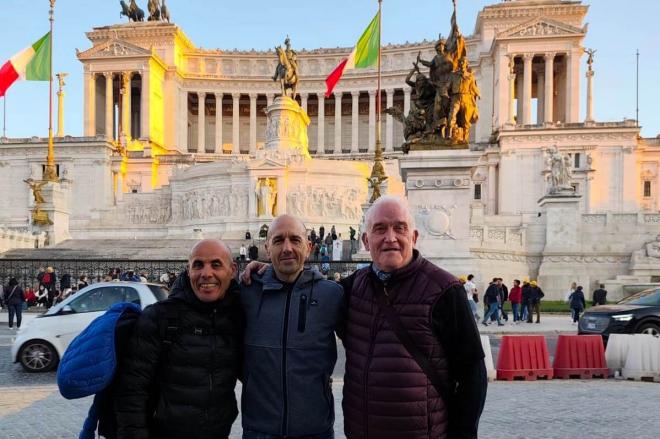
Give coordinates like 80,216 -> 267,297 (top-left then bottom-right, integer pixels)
527,280 -> 545,324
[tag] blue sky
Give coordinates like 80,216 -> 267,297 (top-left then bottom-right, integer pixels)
0,0 -> 658,138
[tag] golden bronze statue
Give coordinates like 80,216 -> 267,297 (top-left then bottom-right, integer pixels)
448,58 -> 480,143
24,178 -> 47,205
273,36 -> 299,99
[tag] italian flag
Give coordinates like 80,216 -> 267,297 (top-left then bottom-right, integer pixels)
0,32 -> 51,98
325,11 -> 380,98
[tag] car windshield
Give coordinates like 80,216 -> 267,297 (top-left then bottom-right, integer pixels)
618,289 -> 660,306
147,284 -> 170,301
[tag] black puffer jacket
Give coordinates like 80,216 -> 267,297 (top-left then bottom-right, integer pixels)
114,271 -> 244,439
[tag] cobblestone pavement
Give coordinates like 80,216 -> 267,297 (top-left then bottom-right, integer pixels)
2,324 -> 659,438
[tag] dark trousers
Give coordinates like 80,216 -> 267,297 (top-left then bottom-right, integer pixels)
528,302 -> 541,323
8,304 -> 22,328
572,307 -> 582,323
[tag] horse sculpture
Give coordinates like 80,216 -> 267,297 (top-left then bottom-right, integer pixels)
160,0 -> 170,22
120,0 -> 144,22
273,46 -> 298,98
148,0 -> 161,21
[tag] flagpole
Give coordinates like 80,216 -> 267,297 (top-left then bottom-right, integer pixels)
2,95 -> 6,138
368,0 -> 387,202
43,0 -> 58,182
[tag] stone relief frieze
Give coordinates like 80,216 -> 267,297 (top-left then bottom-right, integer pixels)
172,188 -> 249,221
286,186 -> 364,221
122,197 -> 172,224
643,214 -> 660,224
582,214 -> 606,225
542,255 -> 629,264
610,214 -> 637,224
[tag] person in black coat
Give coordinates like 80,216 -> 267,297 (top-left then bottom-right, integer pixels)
4,277 -> 25,329
114,240 -> 244,439
568,286 -> 586,323
592,284 -> 608,306
527,281 -> 545,323
521,280 -> 532,322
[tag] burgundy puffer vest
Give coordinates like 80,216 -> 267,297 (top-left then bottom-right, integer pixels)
342,252 -> 458,439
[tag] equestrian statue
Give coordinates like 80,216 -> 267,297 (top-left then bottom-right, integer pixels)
272,36 -> 299,99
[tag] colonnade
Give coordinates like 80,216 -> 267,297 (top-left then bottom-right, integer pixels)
506,51 -> 579,126
186,89 -> 409,155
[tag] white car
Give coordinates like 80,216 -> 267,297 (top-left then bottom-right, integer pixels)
12,281 -> 169,372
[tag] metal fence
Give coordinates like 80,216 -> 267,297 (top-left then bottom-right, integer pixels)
0,259 -> 367,291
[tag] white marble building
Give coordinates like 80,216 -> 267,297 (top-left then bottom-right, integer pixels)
1,0 -> 659,299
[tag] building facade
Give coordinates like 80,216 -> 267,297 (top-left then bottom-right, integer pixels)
1,0 -> 659,298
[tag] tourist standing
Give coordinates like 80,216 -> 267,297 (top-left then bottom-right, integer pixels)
565,282 -> 577,321
509,279 -> 522,322
521,278 -> 531,322
527,280 -> 545,324
592,284 -> 608,306
569,286 -> 586,324
4,278 -> 25,330
464,274 -> 479,320
239,244 -> 247,261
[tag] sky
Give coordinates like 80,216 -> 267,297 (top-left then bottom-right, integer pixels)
0,0 -> 658,138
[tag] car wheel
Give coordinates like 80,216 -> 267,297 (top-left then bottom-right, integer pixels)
19,340 -> 59,373
637,322 -> 660,337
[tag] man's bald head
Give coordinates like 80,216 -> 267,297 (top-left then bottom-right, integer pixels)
187,239 -> 236,302
267,214 -> 307,241
266,214 -> 311,283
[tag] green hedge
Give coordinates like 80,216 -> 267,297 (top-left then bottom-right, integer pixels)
481,300 -> 611,313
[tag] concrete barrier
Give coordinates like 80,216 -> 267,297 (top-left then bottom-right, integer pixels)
480,335 -> 496,381
622,334 -> 660,382
605,334 -> 634,374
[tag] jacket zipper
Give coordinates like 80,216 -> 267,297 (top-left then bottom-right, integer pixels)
297,294 -> 307,332
281,287 -> 293,437
207,308 -> 217,423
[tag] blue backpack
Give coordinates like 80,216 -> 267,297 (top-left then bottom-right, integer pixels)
57,302 -> 179,439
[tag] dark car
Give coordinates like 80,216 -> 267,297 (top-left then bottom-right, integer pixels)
578,288 -> 660,342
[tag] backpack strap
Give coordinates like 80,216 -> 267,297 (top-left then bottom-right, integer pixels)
374,284 -> 454,410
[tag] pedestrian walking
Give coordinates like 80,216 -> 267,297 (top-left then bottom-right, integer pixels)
565,282 -> 577,321
592,284 -> 608,306
483,278 -> 504,326
568,285 -> 586,324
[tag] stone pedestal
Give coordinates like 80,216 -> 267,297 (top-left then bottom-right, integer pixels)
537,192 -> 582,298
398,149 -> 481,274
34,180 -> 71,245
263,96 -> 311,158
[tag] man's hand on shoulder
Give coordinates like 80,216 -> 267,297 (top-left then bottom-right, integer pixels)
240,261 -> 269,285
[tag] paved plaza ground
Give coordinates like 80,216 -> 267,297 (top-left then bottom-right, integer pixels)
1,311 -> 659,438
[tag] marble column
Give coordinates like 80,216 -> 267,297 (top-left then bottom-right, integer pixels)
536,71 -> 545,124
197,92 -> 206,152
83,71 -> 95,136
351,91 -> 360,153
585,69 -> 595,122
215,93 -> 223,153
301,93 -> 308,113
544,52 -> 555,123
232,93 -> 240,154
121,72 -> 131,140
566,49 -> 581,123
508,55 -> 516,125
385,89 -> 394,151
317,93 -> 325,154
334,93 -> 342,154
266,93 -> 274,107
368,90 -> 376,152
249,93 -> 257,155
522,54 -> 533,125
403,89 -> 411,116
105,73 -> 114,140
140,70 -> 150,140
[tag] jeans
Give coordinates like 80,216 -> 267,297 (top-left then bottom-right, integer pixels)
243,429 -> 334,439
482,302 -> 502,324
8,304 -> 22,328
511,303 -> 520,321
468,299 -> 478,318
521,302 -> 529,321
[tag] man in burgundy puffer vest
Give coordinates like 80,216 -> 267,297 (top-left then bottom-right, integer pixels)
342,196 -> 487,439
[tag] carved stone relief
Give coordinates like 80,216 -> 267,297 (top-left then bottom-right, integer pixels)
286,186 -> 364,221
